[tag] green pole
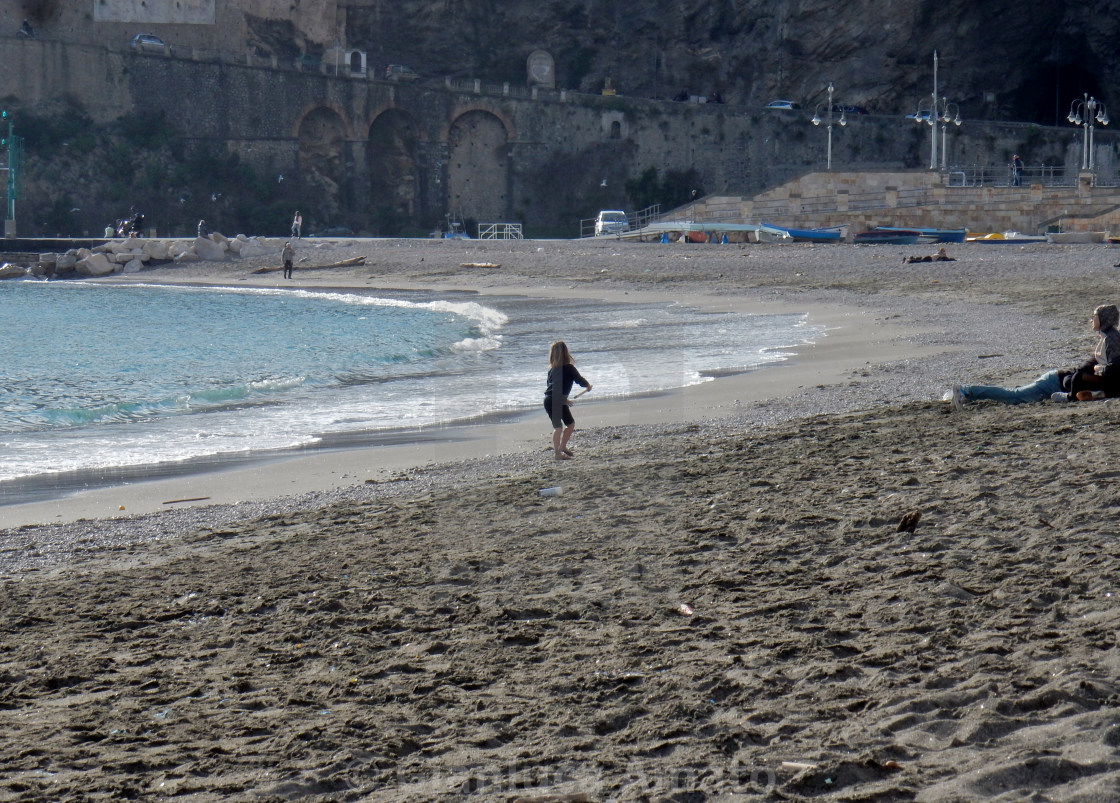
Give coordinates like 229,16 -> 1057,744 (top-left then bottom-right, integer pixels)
6,118 -> 14,222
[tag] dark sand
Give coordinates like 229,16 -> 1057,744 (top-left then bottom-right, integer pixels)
3,238 -> 1120,801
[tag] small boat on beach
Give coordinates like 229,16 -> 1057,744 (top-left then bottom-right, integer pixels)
874,226 -> 967,243
965,231 -> 1048,244
853,229 -> 920,245
761,223 -> 844,243
1047,231 -> 1107,244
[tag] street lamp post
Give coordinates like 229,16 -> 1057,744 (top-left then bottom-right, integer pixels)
929,51 -> 938,169
912,52 -> 962,173
1068,93 -> 1109,172
937,99 -> 962,170
811,82 -> 846,170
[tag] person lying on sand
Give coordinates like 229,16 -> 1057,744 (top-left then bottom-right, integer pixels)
905,247 -> 956,264
951,303 -> 1120,407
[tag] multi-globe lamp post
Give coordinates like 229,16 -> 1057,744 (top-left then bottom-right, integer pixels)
911,51 -> 962,171
935,99 -> 962,170
1068,93 -> 1109,172
810,82 -> 845,171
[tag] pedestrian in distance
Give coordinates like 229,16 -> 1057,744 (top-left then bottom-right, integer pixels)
197,219 -> 208,237
282,241 -> 295,279
291,210 -> 302,239
1012,154 -> 1024,186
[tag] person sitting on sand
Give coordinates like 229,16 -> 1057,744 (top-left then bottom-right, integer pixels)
543,341 -> 592,460
951,303 -> 1120,407
906,247 -> 955,264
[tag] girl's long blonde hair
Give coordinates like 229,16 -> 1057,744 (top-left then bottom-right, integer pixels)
549,340 -> 574,369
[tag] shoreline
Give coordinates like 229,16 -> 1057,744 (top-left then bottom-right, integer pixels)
0,279 -> 920,529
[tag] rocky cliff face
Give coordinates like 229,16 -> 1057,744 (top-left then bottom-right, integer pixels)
336,0 -> 1120,125
15,0 -> 1120,124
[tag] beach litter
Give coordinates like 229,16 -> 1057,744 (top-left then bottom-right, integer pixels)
897,509 -> 921,532
539,486 -> 563,497
162,496 -> 212,505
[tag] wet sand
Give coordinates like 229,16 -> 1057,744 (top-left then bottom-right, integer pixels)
3,238 -> 1120,800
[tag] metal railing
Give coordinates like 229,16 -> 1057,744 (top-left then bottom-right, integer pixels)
578,204 -> 661,237
477,222 -> 522,240
944,164 -> 1078,187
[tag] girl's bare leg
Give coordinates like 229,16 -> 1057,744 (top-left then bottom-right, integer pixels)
559,424 -> 576,456
552,427 -> 567,458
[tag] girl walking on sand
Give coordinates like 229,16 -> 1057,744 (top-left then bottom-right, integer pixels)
544,341 -> 592,460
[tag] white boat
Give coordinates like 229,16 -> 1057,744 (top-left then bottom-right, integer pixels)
1047,231 -> 1107,244
628,221 -> 792,243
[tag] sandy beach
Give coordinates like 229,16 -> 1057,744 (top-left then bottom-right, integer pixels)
3,237 -> 1120,801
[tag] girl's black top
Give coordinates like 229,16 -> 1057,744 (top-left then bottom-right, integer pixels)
544,364 -> 589,400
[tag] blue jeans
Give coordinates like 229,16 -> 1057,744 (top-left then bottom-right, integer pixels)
960,370 -> 1062,405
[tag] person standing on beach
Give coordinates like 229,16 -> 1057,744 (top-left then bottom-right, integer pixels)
951,304 -> 1120,407
544,341 -> 592,460
282,241 -> 295,279
291,211 -> 302,239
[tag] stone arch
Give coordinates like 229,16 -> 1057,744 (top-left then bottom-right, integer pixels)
368,108 -> 421,222
296,106 -> 348,224
447,110 -> 509,222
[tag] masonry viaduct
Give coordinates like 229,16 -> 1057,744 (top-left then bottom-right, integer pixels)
3,35 -> 1120,234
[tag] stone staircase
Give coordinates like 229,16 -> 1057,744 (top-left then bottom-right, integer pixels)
675,172 -> 1120,236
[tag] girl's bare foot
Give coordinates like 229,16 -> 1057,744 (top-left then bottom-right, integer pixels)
553,451 -> 571,460
562,448 -> 575,457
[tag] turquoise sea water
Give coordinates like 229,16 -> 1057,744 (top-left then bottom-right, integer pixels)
0,281 -> 823,500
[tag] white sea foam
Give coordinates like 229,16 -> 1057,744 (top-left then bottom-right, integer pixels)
0,282 -> 821,492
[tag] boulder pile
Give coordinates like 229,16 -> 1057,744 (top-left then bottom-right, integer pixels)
3,232 -> 283,280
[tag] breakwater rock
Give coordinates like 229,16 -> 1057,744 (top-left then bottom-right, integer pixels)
3,233 -> 282,279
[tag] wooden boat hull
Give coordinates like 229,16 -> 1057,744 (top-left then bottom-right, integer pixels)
853,230 -> 919,245
876,226 -> 967,243
761,223 -> 843,243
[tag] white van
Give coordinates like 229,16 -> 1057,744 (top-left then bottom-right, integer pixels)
595,210 -> 630,236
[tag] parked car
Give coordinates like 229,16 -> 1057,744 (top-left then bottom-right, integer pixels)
765,100 -> 801,110
906,109 -> 933,121
130,33 -> 167,53
595,210 -> 630,236
385,64 -> 418,81
314,225 -> 356,237
833,104 -> 870,115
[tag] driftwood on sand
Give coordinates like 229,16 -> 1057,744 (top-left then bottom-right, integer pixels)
251,256 -> 366,274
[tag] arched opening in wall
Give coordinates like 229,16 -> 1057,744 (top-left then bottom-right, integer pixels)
610,120 -> 622,139
368,110 -> 419,236
447,110 -> 508,223
297,107 -> 346,226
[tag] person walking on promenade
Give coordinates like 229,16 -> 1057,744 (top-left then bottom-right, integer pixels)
291,211 -> 302,239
